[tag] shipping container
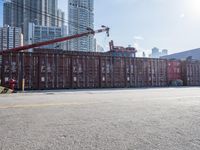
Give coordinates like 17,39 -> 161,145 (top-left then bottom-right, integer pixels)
22,53 -> 39,90
167,60 -> 182,85
1,50 -> 199,91
99,56 -> 113,88
37,53 -> 55,89
55,54 -> 71,89
1,53 -> 22,89
71,55 -> 87,88
84,55 -> 100,88
133,58 -> 167,87
157,59 -> 168,87
112,57 -> 126,87
124,58 -> 136,88
181,60 -> 200,86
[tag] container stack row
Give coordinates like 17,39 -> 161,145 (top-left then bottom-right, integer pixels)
0,52 -> 167,90
1,51 -> 200,90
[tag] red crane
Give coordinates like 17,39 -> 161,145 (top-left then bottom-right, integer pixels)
0,26 -> 110,54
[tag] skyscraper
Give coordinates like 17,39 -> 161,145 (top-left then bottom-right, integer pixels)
0,25 -> 23,51
151,47 -> 160,58
3,0 -> 65,44
4,0 -> 23,27
57,9 -> 65,28
68,0 -> 94,51
162,49 -> 168,56
28,23 -> 63,50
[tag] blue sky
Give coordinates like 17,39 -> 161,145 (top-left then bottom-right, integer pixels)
1,0 -> 200,55
0,1 -> 2,26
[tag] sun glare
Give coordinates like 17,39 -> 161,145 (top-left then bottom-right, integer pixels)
186,0 -> 200,17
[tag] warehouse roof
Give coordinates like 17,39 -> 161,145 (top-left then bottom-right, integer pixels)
162,48 -> 200,60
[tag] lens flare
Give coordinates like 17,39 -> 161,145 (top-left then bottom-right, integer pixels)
186,0 -> 200,17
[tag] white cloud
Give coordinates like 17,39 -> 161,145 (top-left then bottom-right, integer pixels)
133,42 -> 139,50
132,40 -> 152,57
133,42 -> 145,52
133,36 -> 144,40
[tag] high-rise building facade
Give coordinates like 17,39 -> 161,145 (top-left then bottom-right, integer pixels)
28,23 -> 63,50
57,9 -> 65,28
162,49 -> 168,56
151,47 -> 169,58
68,0 -> 94,51
3,0 -> 65,44
3,0 -> 24,27
152,47 -> 159,58
0,26 -> 23,51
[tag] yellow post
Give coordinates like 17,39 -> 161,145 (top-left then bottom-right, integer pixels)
22,79 -> 25,92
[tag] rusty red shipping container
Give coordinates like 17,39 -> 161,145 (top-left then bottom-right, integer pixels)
84,55 -> 100,88
181,60 -> 200,86
1,53 -> 22,89
133,58 -> 167,87
0,50 -> 179,90
167,60 -> 182,84
22,53 -> 38,89
124,58 -> 135,88
99,56 -> 113,88
56,54 -> 71,89
112,57 -> 126,88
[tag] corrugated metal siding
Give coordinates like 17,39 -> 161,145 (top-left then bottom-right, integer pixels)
182,61 -> 200,86
1,53 -> 22,89
3,51 -> 200,90
124,58 -> 135,88
100,56 -> 113,88
85,56 -> 100,88
167,60 -> 182,83
23,53 -> 39,90
113,57 -> 126,88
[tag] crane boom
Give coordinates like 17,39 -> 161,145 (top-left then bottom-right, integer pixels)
0,26 -> 110,54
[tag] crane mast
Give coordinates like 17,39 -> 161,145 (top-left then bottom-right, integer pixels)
0,26 -> 110,54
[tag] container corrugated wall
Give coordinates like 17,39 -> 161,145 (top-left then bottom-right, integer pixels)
0,51 -> 179,90
100,56 -> 113,88
113,57 -> 126,88
56,54 -> 71,89
1,53 -> 22,89
182,60 -> 200,86
167,60 -> 182,84
23,53 -> 39,89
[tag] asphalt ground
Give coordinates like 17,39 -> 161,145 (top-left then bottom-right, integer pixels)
0,87 -> 200,150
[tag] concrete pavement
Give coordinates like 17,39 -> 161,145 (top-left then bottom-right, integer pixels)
0,88 -> 200,150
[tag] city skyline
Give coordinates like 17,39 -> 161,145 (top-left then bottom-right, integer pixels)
2,0 -> 65,45
1,0 -> 200,55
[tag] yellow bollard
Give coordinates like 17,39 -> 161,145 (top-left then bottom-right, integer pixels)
22,79 -> 25,92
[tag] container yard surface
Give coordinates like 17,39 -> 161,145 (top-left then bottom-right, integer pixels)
0,88 -> 200,150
